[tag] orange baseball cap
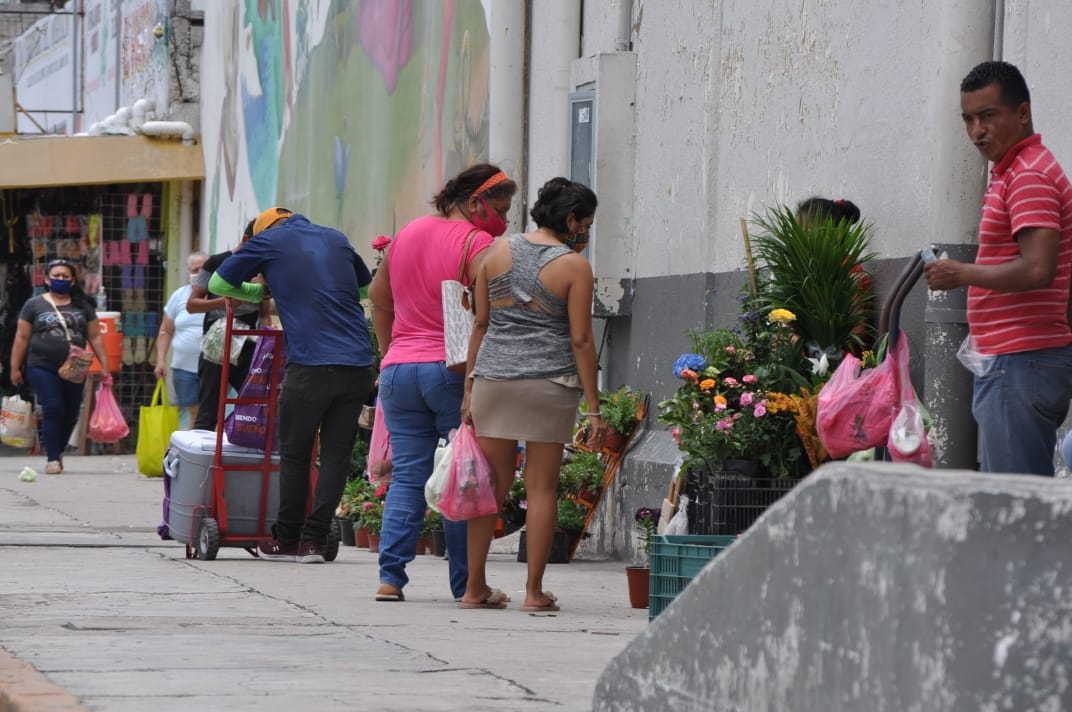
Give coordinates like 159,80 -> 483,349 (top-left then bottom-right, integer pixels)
252,207 -> 293,235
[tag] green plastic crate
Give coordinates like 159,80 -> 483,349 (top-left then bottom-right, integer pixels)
648,534 -> 735,620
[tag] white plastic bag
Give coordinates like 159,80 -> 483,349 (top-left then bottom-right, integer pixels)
1,395 -> 35,448
664,494 -> 689,535
956,335 -> 994,378
201,317 -> 249,366
424,437 -> 452,512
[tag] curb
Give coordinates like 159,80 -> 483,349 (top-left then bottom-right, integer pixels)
0,646 -> 89,712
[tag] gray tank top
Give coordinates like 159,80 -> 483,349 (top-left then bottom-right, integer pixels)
473,234 -> 577,379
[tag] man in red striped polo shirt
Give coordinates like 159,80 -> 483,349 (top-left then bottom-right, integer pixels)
924,60 -> 1072,476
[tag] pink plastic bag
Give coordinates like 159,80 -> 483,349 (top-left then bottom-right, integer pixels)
367,400 -> 392,484
817,334 -> 905,459
437,423 -> 499,522
89,380 -> 129,443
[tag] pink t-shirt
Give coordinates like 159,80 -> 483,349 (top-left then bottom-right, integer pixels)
380,215 -> 494,367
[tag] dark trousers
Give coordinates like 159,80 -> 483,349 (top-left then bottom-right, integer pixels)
27,366 -> 84,461
275,363 -> 375,543
191,342 -> 255,431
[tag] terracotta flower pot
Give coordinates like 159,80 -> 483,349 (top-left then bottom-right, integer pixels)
415,535 -> 429,556
354,524 -> 370,549
367,533 -> 380,553
626,565 -> 650,609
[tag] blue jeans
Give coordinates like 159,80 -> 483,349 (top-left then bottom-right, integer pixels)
377,362 -> 468,598
172,369 -> 200,407
275,364 -> 375,543
972,345 -> 1072,475
27,366 -> 84,461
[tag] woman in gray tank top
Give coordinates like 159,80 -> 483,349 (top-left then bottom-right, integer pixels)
459,177 -> 605,612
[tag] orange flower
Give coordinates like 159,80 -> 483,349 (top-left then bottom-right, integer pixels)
713,394 -> 728,409
699,378 -> 716,391
680,369 -> 699,384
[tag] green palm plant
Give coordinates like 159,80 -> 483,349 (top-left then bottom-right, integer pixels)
749,205 -> 876,354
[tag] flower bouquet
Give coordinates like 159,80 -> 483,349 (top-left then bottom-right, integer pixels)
659,307 -> 817,478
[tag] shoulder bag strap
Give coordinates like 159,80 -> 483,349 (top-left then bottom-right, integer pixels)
42,294 -> 73,343
456,229 -> 479,285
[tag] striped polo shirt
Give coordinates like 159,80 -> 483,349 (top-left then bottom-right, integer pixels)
968,134 -> 1072,355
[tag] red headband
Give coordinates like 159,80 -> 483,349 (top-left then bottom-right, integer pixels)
471,171 -> 509,198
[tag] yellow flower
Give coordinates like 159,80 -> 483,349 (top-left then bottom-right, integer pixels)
768,308 -> 796,324
699,379 -> 716,391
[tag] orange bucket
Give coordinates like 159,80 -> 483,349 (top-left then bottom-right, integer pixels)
89,311 -> 122,373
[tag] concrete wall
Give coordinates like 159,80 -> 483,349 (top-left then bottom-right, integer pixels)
566,0 -> 1072,560
594,462 -> 1072,711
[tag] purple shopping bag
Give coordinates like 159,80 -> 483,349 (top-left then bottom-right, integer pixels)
224,331 -> 286,451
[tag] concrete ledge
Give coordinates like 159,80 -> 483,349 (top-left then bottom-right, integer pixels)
594,462 -> 1072,711
0,646 -> 89,712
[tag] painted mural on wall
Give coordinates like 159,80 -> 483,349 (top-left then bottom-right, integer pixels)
201,0 -> 491,257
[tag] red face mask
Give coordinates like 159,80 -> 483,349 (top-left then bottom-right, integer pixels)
470,198 -> 507,237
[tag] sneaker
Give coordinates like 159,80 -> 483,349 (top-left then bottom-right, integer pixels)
297,540 -> 325,564
258,539 -> 298,562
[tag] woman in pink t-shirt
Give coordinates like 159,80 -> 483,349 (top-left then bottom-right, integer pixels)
369,163 -> 517,603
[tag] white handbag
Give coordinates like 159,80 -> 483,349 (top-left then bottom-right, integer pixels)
441,230 -> 478,373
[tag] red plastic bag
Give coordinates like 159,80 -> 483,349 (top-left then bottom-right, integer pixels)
437,423 -> 499,522
367,399 -> 392,484
89,380 -> 129,443
817,334 -> 905,459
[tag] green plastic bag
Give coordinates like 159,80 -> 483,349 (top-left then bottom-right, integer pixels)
136,379 -> 179,477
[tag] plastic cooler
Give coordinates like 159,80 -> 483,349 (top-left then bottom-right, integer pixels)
162,429 -> 279,545
89,310 -> 122,373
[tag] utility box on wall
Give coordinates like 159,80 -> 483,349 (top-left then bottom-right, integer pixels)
570,52 -> 636,317
0,74 -> 14,134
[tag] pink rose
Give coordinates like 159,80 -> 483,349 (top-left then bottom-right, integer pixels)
740,392 -> 754,406
723,377 -> 739,387
372,235 -> 392,251
742,374 -> 757,384
754,401 -> 767,417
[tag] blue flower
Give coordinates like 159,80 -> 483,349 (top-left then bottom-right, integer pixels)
673,353 -> 707,378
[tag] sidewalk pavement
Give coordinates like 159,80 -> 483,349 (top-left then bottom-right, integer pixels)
0,454 -> 647,712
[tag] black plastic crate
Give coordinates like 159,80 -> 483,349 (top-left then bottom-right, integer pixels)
685,469 -> 798,536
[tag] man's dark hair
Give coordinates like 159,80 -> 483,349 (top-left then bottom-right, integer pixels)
960,60 -> 1030,108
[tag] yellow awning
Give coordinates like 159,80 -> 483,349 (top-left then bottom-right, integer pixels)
0,134 -> 204,188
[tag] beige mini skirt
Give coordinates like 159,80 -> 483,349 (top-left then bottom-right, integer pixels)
470,376 -> 581,443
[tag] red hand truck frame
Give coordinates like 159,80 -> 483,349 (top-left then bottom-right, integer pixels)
185,300 -> 341,560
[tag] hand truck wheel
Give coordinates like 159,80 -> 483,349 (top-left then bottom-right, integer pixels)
196,517 -> 221,561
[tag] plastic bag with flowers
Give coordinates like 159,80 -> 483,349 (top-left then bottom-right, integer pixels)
659,308 -> 820,478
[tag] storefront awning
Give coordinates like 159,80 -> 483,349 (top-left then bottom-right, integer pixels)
0,134 -> 204,188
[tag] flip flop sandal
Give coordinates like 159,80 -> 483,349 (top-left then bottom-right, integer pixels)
375,591 -> 405,602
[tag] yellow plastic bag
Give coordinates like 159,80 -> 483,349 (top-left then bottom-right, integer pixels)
136,379 -> 179,477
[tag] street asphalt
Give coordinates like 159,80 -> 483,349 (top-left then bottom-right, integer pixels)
0,453 -> 647,712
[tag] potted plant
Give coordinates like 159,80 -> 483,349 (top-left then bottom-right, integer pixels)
500,472 -> 527,536
627,507 -> 660,609
359,500 -> 384,552
749,204 -> 876,358
559,449 -> 605,504
577,387 -> 646,454
420,509 -> 442,556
